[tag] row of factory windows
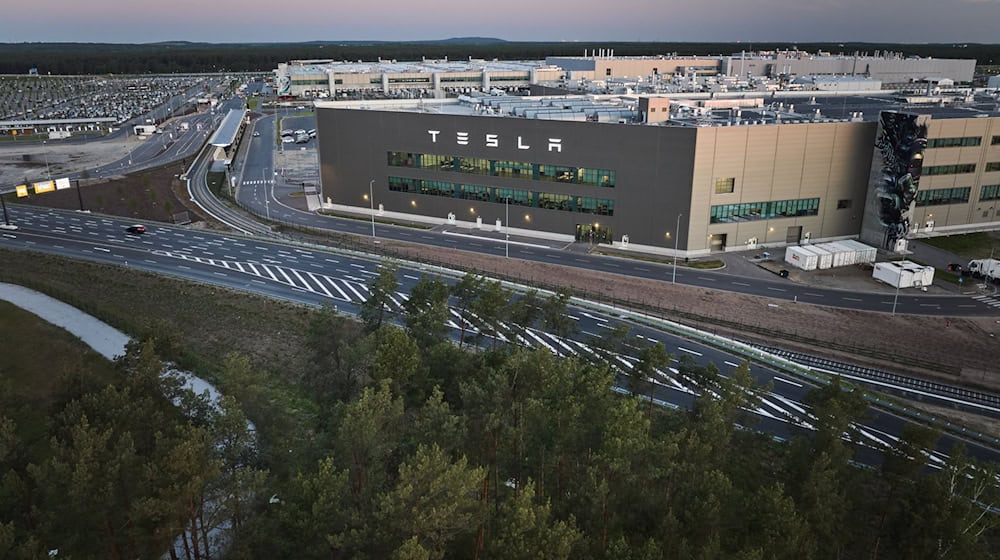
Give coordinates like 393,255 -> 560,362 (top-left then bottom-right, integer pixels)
387,151 -> 616,188
926,136 -> 1000,148
923,162 -> 1000,175
915,185 -> 1000,205
387,176 -> 615,215
709,198 -> 820,223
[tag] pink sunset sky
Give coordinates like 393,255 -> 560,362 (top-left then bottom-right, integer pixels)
3,0 -> 999,43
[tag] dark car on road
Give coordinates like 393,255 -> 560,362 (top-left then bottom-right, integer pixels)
126,224 -> 146,235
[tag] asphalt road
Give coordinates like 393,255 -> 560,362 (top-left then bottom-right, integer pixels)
2,205 -> 998,469
226,124 -> 1000,318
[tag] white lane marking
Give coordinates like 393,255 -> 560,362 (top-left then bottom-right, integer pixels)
258,265 -> 279,282
324,277 -> 351,300
325,258 -> 339,264
213,272 -> 227,277
677,347 -> 702,356
94,247 -> 110,252
842,297 -> 863,302
767,287 -> 787,292
290,268 -> 311,289
342,281 -> 368,302
403,274 -> 420,281
724,361 -> 740,368
580,311 -> 609,323
697,276 -> 717,282
349,263 -> 366,269
305,272 -> 333,298
275,267 -> 295,285
732,281 -> 750,287
178,265 -> 191,270
773,376 -> 803,388
803,292 -> 824,297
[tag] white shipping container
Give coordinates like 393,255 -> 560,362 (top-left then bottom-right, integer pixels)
816,242 -> 849,268
807,245 -> 834,269
840,239 -> 877,264
872,261 -> 935,288
785,245 -> 818,270
832,241 -> 858,266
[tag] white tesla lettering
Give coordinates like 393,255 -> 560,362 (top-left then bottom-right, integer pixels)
427,130 -> 563,153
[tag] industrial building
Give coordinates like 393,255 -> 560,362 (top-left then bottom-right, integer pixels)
275,58 -> 566,98
315,91 -> 1000,257
280,50 -> 976,99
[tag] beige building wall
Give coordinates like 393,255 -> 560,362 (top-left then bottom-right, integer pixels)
595,58 -> 721,79
689,121 -> 874,252
914,116 -> 1000,229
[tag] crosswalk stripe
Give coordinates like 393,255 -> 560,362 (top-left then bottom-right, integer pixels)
342,281 -> 368,302
258,264 -> 279,282
275,267 -> 295,285
305,272 -> 333,298
323,277 -> 351,300
289,268 -> 311,290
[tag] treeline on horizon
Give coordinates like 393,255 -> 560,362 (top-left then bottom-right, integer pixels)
1,40 -> 999,75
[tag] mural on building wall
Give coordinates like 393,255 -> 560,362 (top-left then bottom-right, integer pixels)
862,111 -> 928,251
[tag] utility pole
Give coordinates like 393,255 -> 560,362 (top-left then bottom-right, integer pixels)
1,193 -> 11,227
505,196 -> 510,258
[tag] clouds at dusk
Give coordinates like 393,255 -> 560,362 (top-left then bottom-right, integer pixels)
2,0 -> 997,43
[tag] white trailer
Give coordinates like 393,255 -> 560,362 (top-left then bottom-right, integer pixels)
807,245 -> 834,269
785,245 -> 819,271
816,242 -> 849,268
968,258 -> 1000,281
840,239 -> 877,264
872,261 -> 935,289
133,124 -> 157,136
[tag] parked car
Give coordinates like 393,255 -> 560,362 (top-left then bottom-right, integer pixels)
126,224 -> 146,235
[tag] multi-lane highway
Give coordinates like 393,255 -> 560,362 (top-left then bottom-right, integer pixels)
2,206 -> 998,469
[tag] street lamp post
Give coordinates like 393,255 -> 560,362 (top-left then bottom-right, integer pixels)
368,179 -> 376,239
505,196 -> 510,258
891,279 -> 901,316
672,213 -> 683,284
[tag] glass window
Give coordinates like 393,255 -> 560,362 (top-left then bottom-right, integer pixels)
924,164 -> 976,175
992,136 -> 1000,145
388,176 -> 417,193
578,167 -> 615,188
985,162 -> 1000,172
927,137 -> 982,148
493,160 -> 534,179
493,187 -> 532,206
387,151 -> 418,167
536,164 -> 578,184
575,197 -> 615,216
420,154 -> 456,171
537,192 -> 573,211
915,187 -> 971,206
457,156 -> 490,175
709,198 -> 819,223
420,180 -> 454,197
715,177 -> 735,194
981,184 -> 1000,201
837,199 -> 852,209
458,184 -> 491,201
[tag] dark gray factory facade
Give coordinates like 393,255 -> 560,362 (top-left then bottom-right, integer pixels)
317,107 -> 697,250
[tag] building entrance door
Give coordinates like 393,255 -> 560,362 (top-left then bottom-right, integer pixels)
708,233 -> 727,252
786,226 -> 803,244
575,223 -> 611,245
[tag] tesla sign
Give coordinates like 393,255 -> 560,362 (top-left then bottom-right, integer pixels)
427,130 -> 562,152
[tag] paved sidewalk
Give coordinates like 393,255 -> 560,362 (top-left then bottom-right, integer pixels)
0,282 -> 129,360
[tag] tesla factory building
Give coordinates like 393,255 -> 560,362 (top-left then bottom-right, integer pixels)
316,93 -> 1000,256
